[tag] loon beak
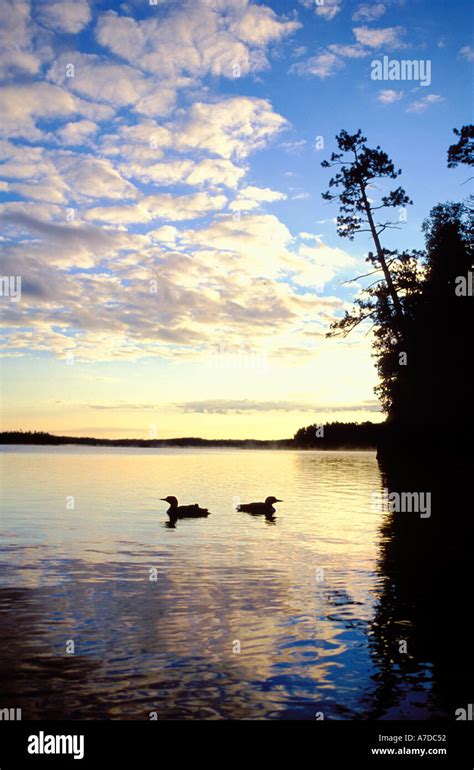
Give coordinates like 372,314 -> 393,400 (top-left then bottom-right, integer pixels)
275,499 -> 283,502
160,498 -> 168,502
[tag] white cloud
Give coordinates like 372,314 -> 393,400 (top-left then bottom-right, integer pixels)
291,52 -> 344,78
459,45 -> 474,62
0,83 -> 78,139
229,2 -> 300,46
299,232 -> 322,241
149,226 -> 180,245
36,0 -> 91,34
0,0 -> 371,369
280,139 -> 307,153
55,155 -> 138,200
99,98 -> 286,181
0,49 -> 40,78
183,213 -> 292,271
328,43 -> 369,59
353,25 -> 405,49
406,94 -> 445,113
301,0 -> 343,21
47,53 -> 176,116
56,120 -> 98,146
229,185 -> 287,211
125,158 -> 247,189
95,1 -> 299,80
377,89 -> 404,104
172,98 -> 288,160
0,0 -> 31,50
238,185 -> 287,202
85,192 -> 228,224
0,0 -> 42,78
100,121 -> 173,163
1,201 -> 353,361
73,97 -> 115,124
281,241 -> 355,290
0,207 -> 147,268
352,3 -> 386,22
0,144 -> 70,202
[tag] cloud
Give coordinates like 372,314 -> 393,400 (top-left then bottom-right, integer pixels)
230,185 -> 287,211
0,0 -> 369,372
36,0 -> 91,34
0,0 -> 42,78
377,88 -> 404,104
291,52 -> 344,78
300,0 -> 343,21
179,398 -> 316,413
172,98 -> 288,160
299,232 -> 322,243
181,214 -> 353,291
100,120 -> 173,163
293,24 -> 405,81
459,45 -> 474,62
54,398 -> 381,414
229,2 -> 301,45
182,213 -> 292,271
47,52 -> 176,116
0,208 -> 144,268
281,241 -> 355,290
55,155 -> 138,201
0,141 -> 137,206
178,398 -> 381,413
328,43 -> 369,59
56,120 -> 98,146
0,201 -> 350,362
280,139 -> 307,153
352,3 -> 386,22
353,25 -> 405,49
0,83 -> 78,139
406,94 -> 445,113
95,1 -> 299,80
99,99 -> 287,164
149,226 -> 180,245
125,158 -> 247,189
85,193 -> 228,224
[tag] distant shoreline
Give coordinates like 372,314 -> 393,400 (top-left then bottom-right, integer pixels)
0,429 -> 380,451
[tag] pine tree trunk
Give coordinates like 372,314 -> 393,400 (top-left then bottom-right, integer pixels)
359,183 -> 404,324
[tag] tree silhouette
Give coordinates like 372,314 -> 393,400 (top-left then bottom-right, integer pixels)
447,125 -> 474,168
321,130 -> 472,447
321,129 -> 412,329
376,202 -> 471,423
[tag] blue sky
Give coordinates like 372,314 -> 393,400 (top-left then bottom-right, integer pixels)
0,0 -> 472,438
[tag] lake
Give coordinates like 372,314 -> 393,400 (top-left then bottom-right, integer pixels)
0,446 -> 447,720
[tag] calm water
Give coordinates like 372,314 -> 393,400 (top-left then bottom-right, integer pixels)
0,447 -> 443,720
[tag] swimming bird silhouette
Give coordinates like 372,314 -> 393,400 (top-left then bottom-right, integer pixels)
237,496 -> 283,516
160,495 -> 210,519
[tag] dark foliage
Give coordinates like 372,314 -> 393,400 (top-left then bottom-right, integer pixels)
447,124 -> 474,168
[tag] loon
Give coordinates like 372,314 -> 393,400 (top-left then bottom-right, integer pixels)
237,496 -> 283,516
160,496 -> 210,519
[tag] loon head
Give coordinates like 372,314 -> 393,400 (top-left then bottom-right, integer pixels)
161,495 -> 178,507
265,496 -> 282,505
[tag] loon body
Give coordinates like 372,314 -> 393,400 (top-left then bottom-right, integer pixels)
161,495 -> 210,519
237,496 -> 283,516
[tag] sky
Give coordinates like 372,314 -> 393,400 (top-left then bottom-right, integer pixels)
0,0 -> 472,439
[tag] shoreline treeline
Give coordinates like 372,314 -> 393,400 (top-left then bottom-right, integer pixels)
0,423 -> 382,450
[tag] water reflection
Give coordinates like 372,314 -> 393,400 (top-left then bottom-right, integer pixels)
0,447 -> 469,719
368,457 -> 474,720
